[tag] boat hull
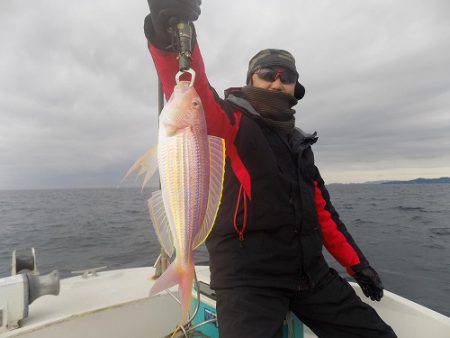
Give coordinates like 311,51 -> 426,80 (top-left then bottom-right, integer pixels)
1,266 -> 449,338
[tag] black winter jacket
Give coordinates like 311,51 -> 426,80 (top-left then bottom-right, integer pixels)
148,42 -> 370,291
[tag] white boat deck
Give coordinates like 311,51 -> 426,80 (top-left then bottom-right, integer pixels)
0,266 -> 449,338
1,267 -> 179,338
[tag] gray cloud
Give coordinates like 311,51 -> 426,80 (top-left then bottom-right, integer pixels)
0,0 -> 449,189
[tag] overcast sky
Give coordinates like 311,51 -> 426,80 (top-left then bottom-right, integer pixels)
1,0 -> 449,190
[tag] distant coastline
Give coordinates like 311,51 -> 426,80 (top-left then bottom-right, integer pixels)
364,177 -> 450,185
380,177 -> 450,184
329,177 -> 450,185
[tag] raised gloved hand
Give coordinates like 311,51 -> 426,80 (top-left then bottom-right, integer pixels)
145,0 -> 201,49
353,266 -> 384,301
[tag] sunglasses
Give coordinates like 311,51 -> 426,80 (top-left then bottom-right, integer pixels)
254,67 -> 298,84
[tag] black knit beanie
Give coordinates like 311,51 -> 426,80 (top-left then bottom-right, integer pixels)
246,48 -> 305,100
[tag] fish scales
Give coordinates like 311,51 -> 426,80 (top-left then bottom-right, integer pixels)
159,128 -> 209,266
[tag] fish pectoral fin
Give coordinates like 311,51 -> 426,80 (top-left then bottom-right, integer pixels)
148,190 -> 174,257
122,146 -> 158,190
192,136 -> 226,249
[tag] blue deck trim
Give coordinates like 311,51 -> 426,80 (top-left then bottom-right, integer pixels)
191,298 -> 304,337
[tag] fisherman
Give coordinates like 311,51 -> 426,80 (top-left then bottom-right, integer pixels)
144,0 -> 397,337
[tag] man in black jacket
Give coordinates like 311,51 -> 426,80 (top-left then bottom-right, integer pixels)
144,1 -> 397,337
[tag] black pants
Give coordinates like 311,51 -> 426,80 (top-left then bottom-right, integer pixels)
215,269 -> 397,338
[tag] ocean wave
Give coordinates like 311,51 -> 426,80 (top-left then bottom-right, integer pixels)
393,206 -> 427,212
430,227 -> 450,236
421,243 -> 445,249
352,218 -> 376,225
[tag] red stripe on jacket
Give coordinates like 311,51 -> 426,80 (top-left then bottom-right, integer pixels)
148,42 -> 251,199
314,181 -> 360,275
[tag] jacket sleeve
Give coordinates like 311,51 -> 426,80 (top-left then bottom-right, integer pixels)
147,40 -> 252,199
313,166 -> 370,275
148,41 -> 235,140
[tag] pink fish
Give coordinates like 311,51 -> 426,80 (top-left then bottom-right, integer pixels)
125,80 -> 225,323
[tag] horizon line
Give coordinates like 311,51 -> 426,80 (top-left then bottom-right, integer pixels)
1,176 -> 448,192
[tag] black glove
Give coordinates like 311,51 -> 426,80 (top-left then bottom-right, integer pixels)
145,0 -> 201,50
353,266 -> 384,301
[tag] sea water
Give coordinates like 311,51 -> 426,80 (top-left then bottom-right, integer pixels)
0,184 -> 448,316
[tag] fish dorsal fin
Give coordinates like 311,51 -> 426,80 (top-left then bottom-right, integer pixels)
148,190 -> 174,257
192,136 -> 226,249
123,146 -> 158,191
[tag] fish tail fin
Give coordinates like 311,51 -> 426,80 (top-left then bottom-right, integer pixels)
178,262 -> 195,323
149,260 -> 195,325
